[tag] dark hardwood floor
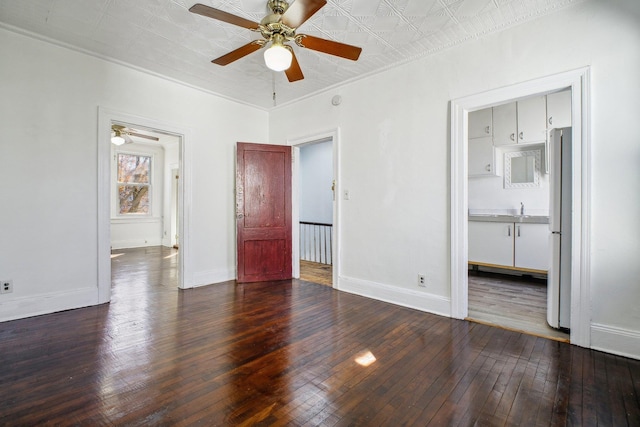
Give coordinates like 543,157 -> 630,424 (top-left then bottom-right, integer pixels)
1,246 -> 639,426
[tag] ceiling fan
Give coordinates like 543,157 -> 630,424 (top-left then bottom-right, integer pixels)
189,0 -> 362,82
111,125 -> 159,146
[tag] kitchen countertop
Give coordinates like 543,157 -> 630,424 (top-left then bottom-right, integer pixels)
468,214 -> 549,224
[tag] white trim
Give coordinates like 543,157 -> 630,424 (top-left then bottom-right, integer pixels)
339,276 -> 452,317
288,129 -> 341,288
192,268 -> 236,289
110,238 -> 164,250
98,107 -> 193,302
450,68 -> 591,348
0,287 -> 98,323
591,323 -> 640,361
110,217 -> 162,224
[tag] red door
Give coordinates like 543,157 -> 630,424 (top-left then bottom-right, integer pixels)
236,142 -> 292,283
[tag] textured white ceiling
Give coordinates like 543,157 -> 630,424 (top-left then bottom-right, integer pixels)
0,0 -> 581,109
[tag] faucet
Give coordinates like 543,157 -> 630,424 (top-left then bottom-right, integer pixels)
520,202 -> 525,216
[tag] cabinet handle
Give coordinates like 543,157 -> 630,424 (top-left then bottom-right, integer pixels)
485,164 -> 491,172
517,226 -> 521,237
549,116 -> 553,125
507,225 -> 511,237
485,126 -> 490,134
510,133 -> 515,141
519,131 -> 524,140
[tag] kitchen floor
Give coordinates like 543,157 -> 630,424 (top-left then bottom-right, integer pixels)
467,270 -> 570,342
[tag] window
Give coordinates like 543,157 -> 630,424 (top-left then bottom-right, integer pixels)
117,153 -> 151,215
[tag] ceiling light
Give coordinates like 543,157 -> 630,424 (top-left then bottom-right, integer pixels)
264,36 -> 292,72
111,133 -> 126,145
111,129 -> 133,145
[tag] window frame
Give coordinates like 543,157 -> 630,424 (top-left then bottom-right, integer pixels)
115,151 -> 154,217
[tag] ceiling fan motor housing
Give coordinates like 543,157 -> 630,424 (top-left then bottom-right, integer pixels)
259,12 -> 295,42
268,0 -> 289,15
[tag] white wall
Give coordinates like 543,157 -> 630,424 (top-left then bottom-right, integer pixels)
468,157 -> 550,216
270,0 -> 640,358
300,140 -> 333,224
0,28 -> 268,321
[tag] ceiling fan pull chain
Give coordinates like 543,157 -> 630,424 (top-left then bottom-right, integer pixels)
272,73 -> 277,106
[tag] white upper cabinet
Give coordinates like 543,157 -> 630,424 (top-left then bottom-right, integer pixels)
546,90 -> 572,129
468,108 -> 493,139
517,95 -> 547,144
493,102 -> 517,146
468,136 -> 497,177
493,96 -> 547,146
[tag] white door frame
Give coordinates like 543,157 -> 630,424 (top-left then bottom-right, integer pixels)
289,128 -> 341,288
450,68 -> 591,347
97,107 -> 193,303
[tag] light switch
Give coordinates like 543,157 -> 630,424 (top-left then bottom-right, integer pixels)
343,190 -> 350,200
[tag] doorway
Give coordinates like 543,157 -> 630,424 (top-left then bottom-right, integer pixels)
465,90 -> 569,340
109,123 -> 181,291
290,130 -> 340,288
98,108 -> 191,304
298,138 -> 334,286
450,68 -> 592,347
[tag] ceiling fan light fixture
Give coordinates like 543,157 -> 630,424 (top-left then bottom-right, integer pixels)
264,42 -> 292,72
111,132 -> 126,146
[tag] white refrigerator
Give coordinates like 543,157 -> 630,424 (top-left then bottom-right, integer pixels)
547,128 -> 572,330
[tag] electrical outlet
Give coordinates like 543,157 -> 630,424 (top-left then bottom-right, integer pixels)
1,280 -> 13,294
418,274 -> 426,287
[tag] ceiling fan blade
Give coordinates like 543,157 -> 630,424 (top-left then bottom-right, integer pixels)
281,0 -> 326,29
189,3 -> 259,29
285,48 -> 304,82
212,41 -> 264,66
128,132 -> 159,141
297,35 -> 362,61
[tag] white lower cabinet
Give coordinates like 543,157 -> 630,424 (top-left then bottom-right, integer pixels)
468,221 -> 513,266
469,220 -> 550,271
514,223 -> 550,270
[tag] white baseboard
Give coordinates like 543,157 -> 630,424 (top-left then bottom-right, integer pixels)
0,287 -> 99,322
189,267 -> 236,289
591,323 -> 640,360
111,238 -> 163,250
337,275 -> 451,317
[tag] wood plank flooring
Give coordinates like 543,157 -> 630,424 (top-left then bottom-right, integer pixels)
1,246 -> 639,426
300,260 -> 332,286
468,270 -> 570,342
